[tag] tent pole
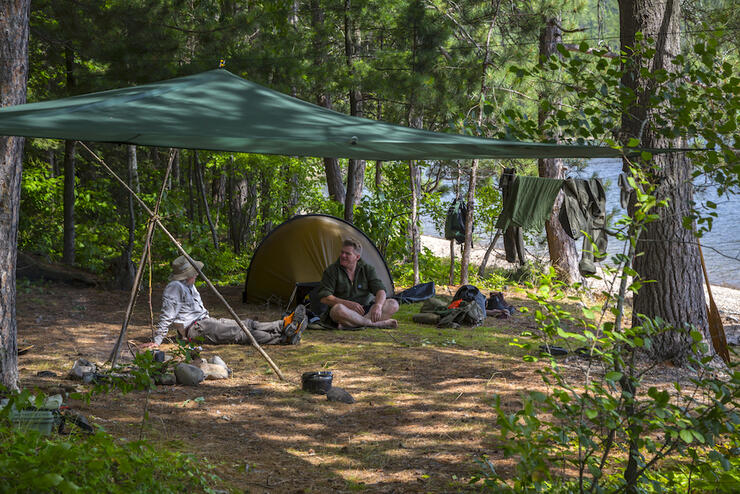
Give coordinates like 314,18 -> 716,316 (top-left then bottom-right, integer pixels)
109,149 -> 176,367
80,142 -> 287,381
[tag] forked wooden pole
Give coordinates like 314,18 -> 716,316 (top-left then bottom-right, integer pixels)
81,143 -> 286,381
109,149 -> 176,367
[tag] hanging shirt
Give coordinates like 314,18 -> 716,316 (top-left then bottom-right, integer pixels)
495,175 -> 565,232
155,280 -> 209,345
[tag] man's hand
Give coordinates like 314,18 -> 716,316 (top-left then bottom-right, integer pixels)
140,342 -> 159,350
368,302 -> 383,322
342,299 -> 365,315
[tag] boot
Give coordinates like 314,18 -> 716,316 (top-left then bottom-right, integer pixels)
487,292 -> 516,314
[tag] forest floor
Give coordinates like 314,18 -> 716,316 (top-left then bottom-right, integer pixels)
14,278 -> 738,493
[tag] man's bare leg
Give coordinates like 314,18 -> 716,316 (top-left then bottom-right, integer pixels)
380,299 -> 400,320
330,305 -> 398,329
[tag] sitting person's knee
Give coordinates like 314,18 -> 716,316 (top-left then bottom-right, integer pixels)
330,304 -> 348,319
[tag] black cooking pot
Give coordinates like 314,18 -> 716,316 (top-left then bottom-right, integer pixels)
301,371 -> 333,394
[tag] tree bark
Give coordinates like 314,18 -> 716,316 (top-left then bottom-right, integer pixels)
409,160 -> 422,284
61,47 -> 77,265
450,164 -> 462,285
310,0 -> 346,204
460,19 -> 495,284
618,0 -> 707,365
0,0 -> 30,390
194,152 -> 219,249
343,0 -> 365,223
259,170 -> 273,237
127,144 -> 139,254
227,156 -> 254,254
539,18 -> 581,284
61,140 -> 77,265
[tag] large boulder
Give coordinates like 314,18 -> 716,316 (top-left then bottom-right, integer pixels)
174,363 -> 205,386
326,387 -> 355,404
68,359 -> 96,380
193,357 -> 229,380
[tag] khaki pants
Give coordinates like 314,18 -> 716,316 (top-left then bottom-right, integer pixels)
185,317 -> 285,345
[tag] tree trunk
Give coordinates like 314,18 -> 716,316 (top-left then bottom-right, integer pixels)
478,229 -> 502,276
62,139 -> 77,265
259,170 -> 273,237
319,97 -> 345,203
460,19 -> 495,284
343,0 -> 365,223
539,18 -> 581,284
194,152 -> 219,250
0,0 -> 30,390
619,0 -> 707,365
449,239 -> 456,285
127,145 -> 139,253
409,160 -> 421,284
460,161 -> 478,284
48,148 -> 57,177
448,164 -> 462,284
226,156 -> 252,254
114,145 -> 139,291
310,0 -> 346,204
61,45 -> 77,265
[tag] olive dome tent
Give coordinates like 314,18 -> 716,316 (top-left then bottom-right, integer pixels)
243,214 -> 394,305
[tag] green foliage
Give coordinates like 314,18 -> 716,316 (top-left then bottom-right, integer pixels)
19,159 -> 63,257
0,388 -> 221,493
499,32 -> 738,238
475,167 -> 740,492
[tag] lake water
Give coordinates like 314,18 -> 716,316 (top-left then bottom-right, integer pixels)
422,159 -> 740,289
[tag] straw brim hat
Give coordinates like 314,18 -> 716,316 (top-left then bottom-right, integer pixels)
169,255 -> 204,281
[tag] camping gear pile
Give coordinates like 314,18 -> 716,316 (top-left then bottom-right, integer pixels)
412,285 -> 517,328
1,394 -> 93,435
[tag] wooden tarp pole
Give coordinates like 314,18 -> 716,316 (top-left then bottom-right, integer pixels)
80,143 -> 286,381
109,149 -> 176,367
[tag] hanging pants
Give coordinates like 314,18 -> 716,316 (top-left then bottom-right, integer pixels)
184,317 -> 285,345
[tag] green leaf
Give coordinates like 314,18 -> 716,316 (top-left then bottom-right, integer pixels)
679,429 -> 693,444
605,371 -> 622,382
585,409 -> 598,419
627,138 -> 640,147
691,430 -> 705,444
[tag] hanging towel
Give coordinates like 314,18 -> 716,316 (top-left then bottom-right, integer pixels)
495,175 -> 565,232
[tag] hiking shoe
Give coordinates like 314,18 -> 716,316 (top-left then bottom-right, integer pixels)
284,305 -> 307,345
487,291 -> 517,314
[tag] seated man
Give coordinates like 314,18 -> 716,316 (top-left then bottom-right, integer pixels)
317,238 -> 399,329
142,255 -> 306,349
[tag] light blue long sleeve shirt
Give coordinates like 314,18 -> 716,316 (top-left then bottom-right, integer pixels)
155,280 -> 209,344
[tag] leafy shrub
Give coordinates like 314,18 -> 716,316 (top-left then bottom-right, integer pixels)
0,388 -> 221,493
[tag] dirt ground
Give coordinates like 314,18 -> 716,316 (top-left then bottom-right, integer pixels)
14,280 -> 703,493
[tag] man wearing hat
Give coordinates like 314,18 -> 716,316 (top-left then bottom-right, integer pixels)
142,255 -> 307,349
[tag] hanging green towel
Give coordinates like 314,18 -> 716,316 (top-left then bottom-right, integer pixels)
495,176 -> 565,232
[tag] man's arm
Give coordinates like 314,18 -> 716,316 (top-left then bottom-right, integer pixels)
367,290 -> 387,322
320,294 -> 365,315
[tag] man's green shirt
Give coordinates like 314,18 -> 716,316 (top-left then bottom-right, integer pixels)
316,258 -> 386,306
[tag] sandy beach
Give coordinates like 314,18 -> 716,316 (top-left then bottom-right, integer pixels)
421,234 -> 740,321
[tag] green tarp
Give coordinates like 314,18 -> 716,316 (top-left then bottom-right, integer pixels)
0,69 -> 628,160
